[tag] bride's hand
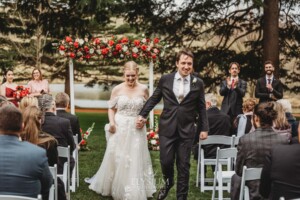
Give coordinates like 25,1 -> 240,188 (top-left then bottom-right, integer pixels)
109,124 -> 116,133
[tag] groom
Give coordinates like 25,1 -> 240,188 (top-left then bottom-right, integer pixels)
136,49 -> 208,200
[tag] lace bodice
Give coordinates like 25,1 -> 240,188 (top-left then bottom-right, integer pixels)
108,95 -> 145,117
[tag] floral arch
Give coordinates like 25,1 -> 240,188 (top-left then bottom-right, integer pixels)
55,35 -> 167,128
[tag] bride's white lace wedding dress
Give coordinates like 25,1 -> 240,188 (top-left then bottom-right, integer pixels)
89,95 -> 156,200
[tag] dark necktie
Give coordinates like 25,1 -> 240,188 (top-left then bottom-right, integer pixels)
267,79 -> 271,84
231,79 -> 235,90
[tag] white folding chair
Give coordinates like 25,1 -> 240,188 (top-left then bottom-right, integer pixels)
70,134 -> 79,192
239,166 -> 262,200
0,194 -> 42,200
49,164 -> 58,200
196,135 -> 234,192
232,135 -> 241,147
57,146 -> 70,200
212,147 -> 237,200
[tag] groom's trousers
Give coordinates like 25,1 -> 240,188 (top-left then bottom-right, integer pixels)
159,133 -> 194,199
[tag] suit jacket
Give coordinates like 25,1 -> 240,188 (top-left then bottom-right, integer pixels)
0,135 -> 52,199
203,106 -> 231,158
234,128 -> 289,199
56,109 -> 82,143
139,72 -> 208,139
260,144 -> 300,200
255,77 -> 283,103
220,79 -> 247,116
42,112 -> 75,153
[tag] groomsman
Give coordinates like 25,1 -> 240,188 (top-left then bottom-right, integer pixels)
137,49 -> 209,200
255,60 -> 283,103
220,62 -> 247,122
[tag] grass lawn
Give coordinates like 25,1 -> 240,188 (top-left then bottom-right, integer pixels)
71,112 -> 214,200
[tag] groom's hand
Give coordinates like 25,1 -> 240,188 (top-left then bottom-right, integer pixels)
199,131 -> 208,140
136,116 -> 146,129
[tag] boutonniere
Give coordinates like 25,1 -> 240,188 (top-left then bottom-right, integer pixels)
192,77 -> 197,87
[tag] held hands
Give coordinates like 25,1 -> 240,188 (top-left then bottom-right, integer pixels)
266,83 -> 273,91
136,116 -> 146,129
199,131 -> 208,140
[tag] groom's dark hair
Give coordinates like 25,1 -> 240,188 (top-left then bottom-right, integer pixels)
176,49 -> 194,62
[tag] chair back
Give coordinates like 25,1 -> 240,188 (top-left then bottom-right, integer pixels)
232,135 -> 241,146
0,194 -> 42,200
57,146 -> 70,200
48,164 -> 58,200
215,147 -> 237,171
239,166 -> 262,200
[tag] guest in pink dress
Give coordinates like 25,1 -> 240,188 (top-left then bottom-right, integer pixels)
0,69 -> 18,107
28,68 -> 50,97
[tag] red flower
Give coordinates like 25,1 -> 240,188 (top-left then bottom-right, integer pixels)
70,52 -> 76,58
133,40 -> 140,46
141,44 -> 147,51
85,54 -> 91,59
108,40 -> 114,46
65,36 -> 72,43
84,46 -> 89,51
74,42 -> 79,48
101,48 -> 109,55
94,38 -> 101,44
112,51 -> 119,56
80,139 -> 86,145
153,37 -> 159,44
59,45 -> 65,51
132,53 -> 139,58
121,37 -> 128,43
152,54 -> 157,59
85,131 -> 89,135
115,44 -> 122,51
146,38 -> 151,43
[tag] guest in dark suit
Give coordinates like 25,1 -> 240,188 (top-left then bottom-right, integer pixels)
136,49 -> 209,200
55,92 -> 82,143
220,62 -> 247,122
0,105 -> 52,200
203,93 -> 231,159
230,102 -> 289,200
255,60 -> 283,103
260,143 -> 300,200
38,94 -> 75,175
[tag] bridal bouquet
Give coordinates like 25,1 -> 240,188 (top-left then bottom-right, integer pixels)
79,122 -> 95,151
13,85 -> 29,99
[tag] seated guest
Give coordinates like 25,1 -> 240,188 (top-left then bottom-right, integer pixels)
19,96 -> 39,112
0,105 -> 52,200
0,69 -> 19,107
277,99 -> 298,138
234,98 -> 256,136
38,94 -> 75,175
230,102 -> 289,200
260,143 -> 300,199
55,92 -> 82,143
272,101 -> 291,142
203,93 -> 231,158
22,106 -> 67,200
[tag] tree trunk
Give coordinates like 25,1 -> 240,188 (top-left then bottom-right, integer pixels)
263,0 -> 279,78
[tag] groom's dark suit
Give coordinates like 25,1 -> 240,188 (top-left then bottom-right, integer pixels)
139,72 -> 208,199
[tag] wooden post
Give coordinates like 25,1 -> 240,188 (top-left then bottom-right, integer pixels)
69,59 -> 75,114
149,61 -> 154,129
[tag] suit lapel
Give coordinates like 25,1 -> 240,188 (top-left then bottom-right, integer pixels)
168,72 -> 178,103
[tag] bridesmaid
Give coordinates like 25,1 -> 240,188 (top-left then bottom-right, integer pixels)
0,69 -> 18,107
28,68 -> 50,97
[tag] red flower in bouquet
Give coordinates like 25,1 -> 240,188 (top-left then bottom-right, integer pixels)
13,85 -> 29,98
79,122 -> 95,151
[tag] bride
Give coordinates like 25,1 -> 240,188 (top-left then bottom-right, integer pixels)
88,61 -> 156,199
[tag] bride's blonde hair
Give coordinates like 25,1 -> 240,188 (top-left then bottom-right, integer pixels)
123,61 -> 139,73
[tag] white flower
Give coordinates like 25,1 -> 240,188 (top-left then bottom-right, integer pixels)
59,50 -> 65,55
120,54 -> 124,58
150,139 -> 157,145
142,38 -> 147,43
96,49 -> 101,54
78,39 -> 84,46
122,45 -> 128,52
132,47 -> 139,53
89,49 -> 94,54
192,77 -> 197,84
